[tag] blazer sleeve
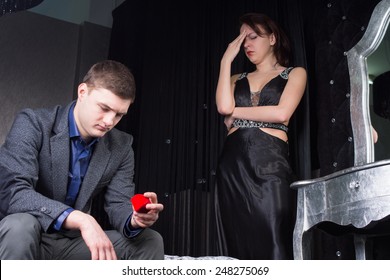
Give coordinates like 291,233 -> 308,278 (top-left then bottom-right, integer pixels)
101,131 -> 136,234
0,109 -> 71,231
0,164 -> 18,219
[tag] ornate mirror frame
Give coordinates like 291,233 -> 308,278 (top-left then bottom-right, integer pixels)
347,0 -> 390,166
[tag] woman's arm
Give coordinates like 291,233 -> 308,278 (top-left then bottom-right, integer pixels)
231,67 -> 307,125
216,31 -> 247,115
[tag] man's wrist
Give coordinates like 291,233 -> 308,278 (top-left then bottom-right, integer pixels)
129,214 -> 140,229
124,214 -> 143,238
53,208 -> 74,231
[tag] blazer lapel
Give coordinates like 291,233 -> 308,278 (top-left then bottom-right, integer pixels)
50,104 -> 72,202
50,132 -> 70,202
74,138 -> 110,211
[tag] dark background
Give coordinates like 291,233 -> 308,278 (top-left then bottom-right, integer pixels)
1,0 -> 389,259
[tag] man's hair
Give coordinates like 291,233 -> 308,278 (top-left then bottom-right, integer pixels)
82,60 -> 136,101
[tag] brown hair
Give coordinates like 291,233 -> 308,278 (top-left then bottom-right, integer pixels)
239,13 -> 291,67
83,60 -> 136,101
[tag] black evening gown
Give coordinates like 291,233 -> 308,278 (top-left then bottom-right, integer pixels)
215,69 -> 297,260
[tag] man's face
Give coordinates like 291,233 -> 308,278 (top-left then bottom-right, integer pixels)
74,83 -> 132,142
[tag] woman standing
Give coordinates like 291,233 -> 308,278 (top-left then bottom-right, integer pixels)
215,13 -> 307,259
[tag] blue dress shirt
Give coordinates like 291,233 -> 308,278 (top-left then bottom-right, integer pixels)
53,103 -> 141,237
53,103 -> 97,230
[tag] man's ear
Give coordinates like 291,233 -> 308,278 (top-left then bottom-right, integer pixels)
77,83 -> 89,100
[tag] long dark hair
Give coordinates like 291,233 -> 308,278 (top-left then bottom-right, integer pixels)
239,13 -> 291,67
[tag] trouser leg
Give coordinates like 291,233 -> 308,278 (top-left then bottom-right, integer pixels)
0,213 -> 42,259
0,214 -> 164,260
42,228 -> 164,260
109,228 -> 165,260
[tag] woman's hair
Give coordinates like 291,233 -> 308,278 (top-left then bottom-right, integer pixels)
239,13 -> 291,67
83,60 -> 136,101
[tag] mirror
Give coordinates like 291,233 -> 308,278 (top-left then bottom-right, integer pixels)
368,20 -> 390,161
347,0 -> 390,165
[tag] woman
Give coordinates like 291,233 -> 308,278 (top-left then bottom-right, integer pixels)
215,13 -> 306,259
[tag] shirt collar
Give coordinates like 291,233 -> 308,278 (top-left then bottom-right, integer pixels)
68,102 -> 79,138
68,102 -> 99,146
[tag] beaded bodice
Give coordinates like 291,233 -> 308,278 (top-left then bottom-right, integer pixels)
232,67 -> 293,132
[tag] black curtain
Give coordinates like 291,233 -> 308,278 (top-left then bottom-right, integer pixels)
109,0 -> 310,256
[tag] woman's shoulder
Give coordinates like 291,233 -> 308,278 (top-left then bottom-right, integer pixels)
231,72 -> 248,81
286,66 -> 307,80
230,72 -> 247,83
288,66 -> 306,75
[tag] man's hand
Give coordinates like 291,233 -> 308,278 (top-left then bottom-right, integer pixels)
63,210 -> 117,260
131,192 -> 164,228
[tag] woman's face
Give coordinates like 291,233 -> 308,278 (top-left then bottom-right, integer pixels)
240,23 -> 275,65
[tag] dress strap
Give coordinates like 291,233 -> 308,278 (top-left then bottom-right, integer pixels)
232,119 -> 288,133
237,72 -> 248,80
280,67 -> 294,79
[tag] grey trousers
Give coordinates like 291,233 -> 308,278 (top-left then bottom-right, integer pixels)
0,213 -> 164,260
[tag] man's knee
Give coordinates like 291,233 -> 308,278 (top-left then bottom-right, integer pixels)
1,213 -> 40,232
0,213 -> 42,259
145,229 -> 164,248
139,228 -> 164,259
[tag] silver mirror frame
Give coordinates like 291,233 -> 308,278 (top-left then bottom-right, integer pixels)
347,0 -> 390,166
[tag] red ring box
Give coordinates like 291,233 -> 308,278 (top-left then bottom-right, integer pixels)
131,194 -> 150,213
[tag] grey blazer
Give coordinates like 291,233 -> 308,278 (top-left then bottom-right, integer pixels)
0,101 -> 135,233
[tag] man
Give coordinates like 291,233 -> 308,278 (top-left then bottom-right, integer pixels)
0,60 -> 164,260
